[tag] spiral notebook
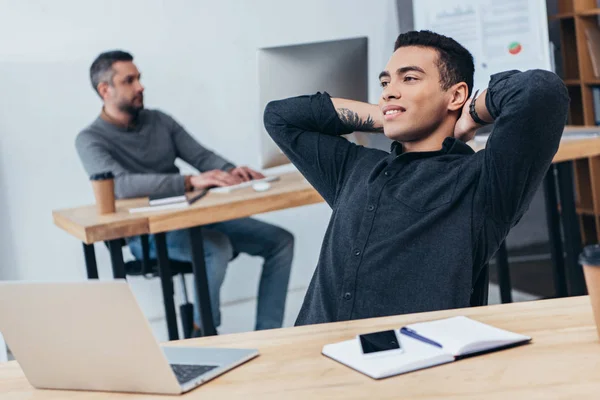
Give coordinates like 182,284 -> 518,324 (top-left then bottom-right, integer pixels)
322,316 -> 531,379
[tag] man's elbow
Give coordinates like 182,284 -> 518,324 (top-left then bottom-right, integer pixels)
525,70 -> 569,110
113,177 -> 135,200
263,99 -> 287,137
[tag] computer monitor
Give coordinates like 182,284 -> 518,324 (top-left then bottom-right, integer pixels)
258,37 -> 369,169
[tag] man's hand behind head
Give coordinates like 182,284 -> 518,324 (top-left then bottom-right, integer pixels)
453,97 -> 479,143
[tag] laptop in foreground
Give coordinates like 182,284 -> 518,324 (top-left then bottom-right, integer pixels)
0,280 -> 258,395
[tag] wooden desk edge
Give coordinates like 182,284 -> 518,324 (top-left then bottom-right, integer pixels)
52,212 -> 88,243
552,137 -> 600,163
148,188 -> 324,233
470,135 -> 600,163
52,211 -> 150,244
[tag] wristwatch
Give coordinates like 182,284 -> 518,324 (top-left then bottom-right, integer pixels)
469,89 -> 491,126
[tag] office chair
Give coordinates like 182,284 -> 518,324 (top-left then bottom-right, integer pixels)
105,235 -> 196,338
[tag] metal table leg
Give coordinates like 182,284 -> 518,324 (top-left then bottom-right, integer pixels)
556,161 -> 587,296
189,226 -> 217,336
543,166 -> 568,298
107,239 -> 126,279
495,241 -> 512,303
82,243 -> 99,279
155,233 -> 180,341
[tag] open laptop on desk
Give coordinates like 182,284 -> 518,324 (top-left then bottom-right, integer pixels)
0,281 -> 258,395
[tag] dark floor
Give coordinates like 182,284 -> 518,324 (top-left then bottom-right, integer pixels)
489,242 -> 559,298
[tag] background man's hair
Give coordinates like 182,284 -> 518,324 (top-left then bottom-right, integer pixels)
89,50 -> 134,95
394,30 -> 474,96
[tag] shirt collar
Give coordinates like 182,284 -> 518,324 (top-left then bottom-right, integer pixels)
100,107 -> 139,131
389,137 -> 474,158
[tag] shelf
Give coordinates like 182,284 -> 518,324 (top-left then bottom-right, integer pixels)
579,8 -> 600,17
551,12 -> 575,20
551,8 -> 600,19
565,79 -> 581,85
577,206 -> 597,215
585,79 -> 600,85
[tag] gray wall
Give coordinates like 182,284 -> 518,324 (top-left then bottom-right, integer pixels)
0,0 -> 400,340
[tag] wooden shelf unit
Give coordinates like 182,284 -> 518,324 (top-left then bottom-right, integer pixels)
556,0 -> 600,245
557,1 -> 600,125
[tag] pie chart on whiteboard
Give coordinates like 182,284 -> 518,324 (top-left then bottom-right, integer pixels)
508,42 -> 522,55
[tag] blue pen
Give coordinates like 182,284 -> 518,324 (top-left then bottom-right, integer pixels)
400,327 -> 443,349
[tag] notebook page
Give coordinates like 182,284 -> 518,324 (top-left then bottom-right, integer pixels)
405,316 -> 530,356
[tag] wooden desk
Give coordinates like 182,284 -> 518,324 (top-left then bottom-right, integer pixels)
470,128 -> 600,164
52,172 -> 324,340
53,171 -> 322,244
2,296 -> 599,399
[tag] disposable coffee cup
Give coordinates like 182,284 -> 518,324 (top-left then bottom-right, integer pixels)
90,171 -> 116,215
580,244 -> 600,339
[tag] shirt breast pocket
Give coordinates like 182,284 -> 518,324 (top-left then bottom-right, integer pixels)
392,162 -> 459,213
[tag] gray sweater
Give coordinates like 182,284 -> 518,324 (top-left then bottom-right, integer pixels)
76,109 -> 234,199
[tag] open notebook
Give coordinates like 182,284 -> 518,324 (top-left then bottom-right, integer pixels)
322,316 -> 531,379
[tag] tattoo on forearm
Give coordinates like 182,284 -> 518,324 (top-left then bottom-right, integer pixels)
336,108 -> 383,132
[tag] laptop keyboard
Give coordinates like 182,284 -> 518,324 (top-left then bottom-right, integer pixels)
170,364 -> 218,385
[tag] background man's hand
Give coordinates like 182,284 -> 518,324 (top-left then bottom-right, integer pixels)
190,170 -> 243,189
229,166 -> 265,182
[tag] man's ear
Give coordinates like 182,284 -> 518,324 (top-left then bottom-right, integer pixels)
97,82 -> 110,100
447,82 -> 469,112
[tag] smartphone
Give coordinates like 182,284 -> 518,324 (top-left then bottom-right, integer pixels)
358,329 -> 404,357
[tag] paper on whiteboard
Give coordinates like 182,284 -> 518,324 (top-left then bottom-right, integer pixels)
413,0 -> 551,91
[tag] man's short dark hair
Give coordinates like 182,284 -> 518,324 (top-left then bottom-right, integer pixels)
89,50 -> 133,95
394,30 -> 474,96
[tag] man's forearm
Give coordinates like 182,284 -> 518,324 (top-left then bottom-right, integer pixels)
331,98 -> 383,133
114,173 -> 186,199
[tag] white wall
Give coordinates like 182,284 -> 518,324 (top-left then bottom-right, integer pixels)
0,0 -> 400,338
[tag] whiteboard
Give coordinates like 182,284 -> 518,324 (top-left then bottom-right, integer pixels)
412,0 -> 552,92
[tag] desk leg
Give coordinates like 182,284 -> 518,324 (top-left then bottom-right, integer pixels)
82,243 -> 99,279
495,241 -> 512,303
188,226 -> 217,336
556,161 -> 587,296
543,167 -> 568,298
107,240 -> 126,279
155,233 -> 180,341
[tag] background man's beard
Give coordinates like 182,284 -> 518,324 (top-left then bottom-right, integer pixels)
117,98 -> 144,117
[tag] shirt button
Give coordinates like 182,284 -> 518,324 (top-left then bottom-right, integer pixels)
367,205 -> 375,211
384,171 -> 390,176
354,250 -> 361,256
344,292 -> 352,300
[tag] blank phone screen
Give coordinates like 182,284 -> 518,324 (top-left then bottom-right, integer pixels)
359,330 -> 401,354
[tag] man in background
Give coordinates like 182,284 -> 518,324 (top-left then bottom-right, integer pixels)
76,50 -> 294,333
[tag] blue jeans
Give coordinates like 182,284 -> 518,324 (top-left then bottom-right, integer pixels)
128,218 -> 294,330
